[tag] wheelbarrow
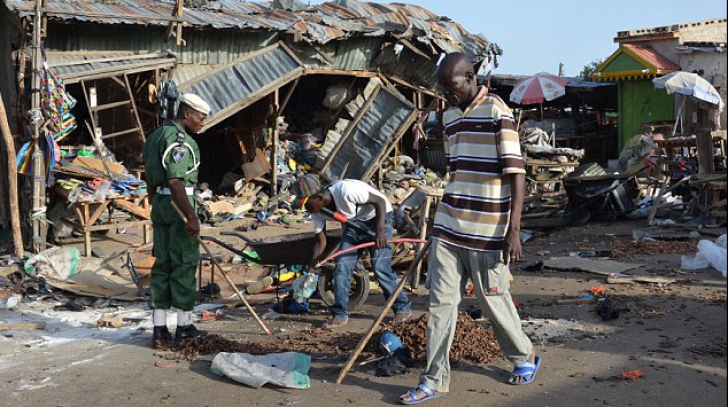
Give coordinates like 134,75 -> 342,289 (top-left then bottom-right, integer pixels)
201,230 -> 372,310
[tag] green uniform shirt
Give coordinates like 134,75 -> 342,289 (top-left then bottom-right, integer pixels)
142,120 -> 200,189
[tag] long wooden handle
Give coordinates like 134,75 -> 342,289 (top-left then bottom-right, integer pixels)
335,240 -> 431,384
170,200 -> 271,335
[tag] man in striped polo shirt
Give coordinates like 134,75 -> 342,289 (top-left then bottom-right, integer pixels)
400,53 -> 540,405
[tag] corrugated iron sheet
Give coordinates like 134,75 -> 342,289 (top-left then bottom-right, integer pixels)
322,78 -> 416,181
4,0 -> 498,59
46,52 -> 176,83
178,45 -> 303,130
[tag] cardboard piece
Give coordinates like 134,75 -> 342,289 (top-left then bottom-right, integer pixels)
544,257 -> 642,275
207,200 -> 236,216
242,148 -> 271,182
46,258 -> 139,301
71,156 -> 126,177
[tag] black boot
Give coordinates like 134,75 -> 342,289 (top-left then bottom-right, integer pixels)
175,324 -> 207,340
152,326 -> 172,349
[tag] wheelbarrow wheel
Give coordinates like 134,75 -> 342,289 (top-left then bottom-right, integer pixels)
317,263 -> 370,311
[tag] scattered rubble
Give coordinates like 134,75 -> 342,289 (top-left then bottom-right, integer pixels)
611,239 -> 697,260
158,312 -> 501,366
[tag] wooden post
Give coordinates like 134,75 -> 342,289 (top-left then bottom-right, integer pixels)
30,0 -> 47,253
0,88 -> 24,257
696,131 -> 715,174
271,90 -> 279,196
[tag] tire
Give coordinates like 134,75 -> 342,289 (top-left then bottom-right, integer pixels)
317,263 -> 370,311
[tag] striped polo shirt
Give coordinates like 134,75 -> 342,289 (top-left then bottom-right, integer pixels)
431,86 -> 525,251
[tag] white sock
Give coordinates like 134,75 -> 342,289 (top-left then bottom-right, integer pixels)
177,309 -> 193,327
153,309 -> 167,327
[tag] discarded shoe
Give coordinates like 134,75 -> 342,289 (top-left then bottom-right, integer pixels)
152,326 -> 172,349
175,324 -> 208,340
323,317 -> 348,330
246,276 -> 274,294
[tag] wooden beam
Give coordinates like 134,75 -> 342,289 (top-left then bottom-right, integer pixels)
276,78 -> 300,117
302,69 -> 377,78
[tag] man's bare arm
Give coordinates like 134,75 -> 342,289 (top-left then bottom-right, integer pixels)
504,173 -> 525,264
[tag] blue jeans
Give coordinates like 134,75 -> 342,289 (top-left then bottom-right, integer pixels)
330,213 -> 411,320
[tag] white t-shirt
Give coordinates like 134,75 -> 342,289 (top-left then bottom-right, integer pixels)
312,180 -> 393,233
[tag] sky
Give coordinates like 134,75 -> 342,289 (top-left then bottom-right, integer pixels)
309,0 -> 728,77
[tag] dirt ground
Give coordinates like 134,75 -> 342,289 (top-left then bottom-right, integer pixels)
1,218 -> 726,407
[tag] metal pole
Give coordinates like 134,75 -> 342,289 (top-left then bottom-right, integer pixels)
30,0 -> 47,253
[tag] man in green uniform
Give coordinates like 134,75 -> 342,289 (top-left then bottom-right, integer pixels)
143,93 -> 210,348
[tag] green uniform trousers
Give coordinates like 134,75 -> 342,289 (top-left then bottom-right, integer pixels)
150,194 -> 200,311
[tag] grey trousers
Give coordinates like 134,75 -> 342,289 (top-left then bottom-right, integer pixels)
420,238 -> 533,393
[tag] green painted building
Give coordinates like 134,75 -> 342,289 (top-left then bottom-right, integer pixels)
593,44 -> 680,149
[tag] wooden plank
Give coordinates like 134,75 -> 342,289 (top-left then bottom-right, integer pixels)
90,100 -> 131,112
113,198 -> 151,219
302,69 -> 378,78
101,127 -> 141,140
87,200 -> 111,227
124,73 -> 147,144
86,219 -> 152,232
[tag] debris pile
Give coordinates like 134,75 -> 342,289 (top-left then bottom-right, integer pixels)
162,329 -> 368,362
520,126 -> 583,217
383,312 -> 501,365
610,239 -> 697,260
159,313 -> 500,365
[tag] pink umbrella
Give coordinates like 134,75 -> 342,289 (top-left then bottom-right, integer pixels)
509,72 -> 569,105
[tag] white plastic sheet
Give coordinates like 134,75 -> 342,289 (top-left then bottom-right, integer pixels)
211,352 -> 311,389
681,235 -> 727,278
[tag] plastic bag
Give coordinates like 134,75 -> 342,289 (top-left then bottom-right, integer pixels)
292,274 -> 318,303
681,234 -> 727,277
24,246 -> 81,281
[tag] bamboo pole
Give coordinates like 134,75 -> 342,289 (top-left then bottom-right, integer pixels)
0,89 -> 24,257
30,0 -> 47,253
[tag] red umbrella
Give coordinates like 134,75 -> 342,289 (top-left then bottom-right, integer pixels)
509,72 -> 569,105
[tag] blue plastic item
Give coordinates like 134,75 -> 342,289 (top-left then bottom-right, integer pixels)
380,330 -> 403,353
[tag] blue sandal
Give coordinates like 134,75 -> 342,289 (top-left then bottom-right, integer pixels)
508,356 -> 542,385
399,383 -> 446,405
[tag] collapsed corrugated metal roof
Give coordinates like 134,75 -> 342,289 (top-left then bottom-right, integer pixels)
4,0 -> 499,61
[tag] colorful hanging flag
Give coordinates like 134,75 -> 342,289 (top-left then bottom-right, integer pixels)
40,63 -> 77,142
